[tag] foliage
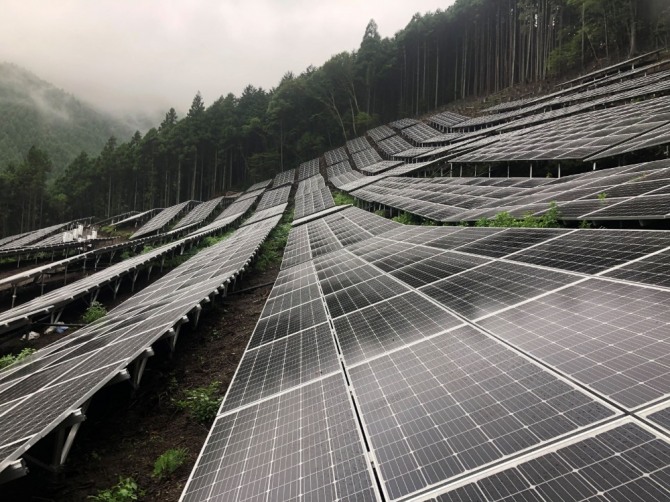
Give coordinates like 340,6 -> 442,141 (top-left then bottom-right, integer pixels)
153,448 -> 188,479
88,477 -> 143,502
597,192 -> 607,201
253,211 -> 293,271
476,202 -> 562,228
141,245 -> 155,254
392,212 -> 423,225
175,381 -> 222,424
82,301 -> 107,324
0,348 -> 36,371
333,191 -> 355,206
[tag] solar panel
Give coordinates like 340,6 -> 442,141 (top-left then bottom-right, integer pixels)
255,185 -> 291,211
367,125 -> 395,142
420,261 -> 580,321
181,374 -> 378,502
332,291 -> 463,365
173,196 -> 224,229
455,228 -> 570,258
603,248 -> 670,288
346,136 -> 373,154
347,324 -> 615,500
272,168 -> 296,188
220,322 -> 339,412
130,201 -> 192,239
508,229 -> 670,274
297,159 -> 320,181
479,278 -> 670,409
389,251 -> 492,288
431,420 -> 670,502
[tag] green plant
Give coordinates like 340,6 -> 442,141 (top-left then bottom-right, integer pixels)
175,381 -> 222,424
254,212 -> 292,271
82,301 -> 107,324
475,202 -> 561,229
374,209 -> 386,217
333,191 -> 355,206
597,192 -> 607,201
141,245 -> 155,254
0,348 -> 36,370
88,477 -> 142,502
153,447 -> 188,479
392,211 -> 422,225
579,219 -> 593,228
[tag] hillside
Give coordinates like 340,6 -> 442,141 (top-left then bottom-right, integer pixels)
0,63 -> 133,176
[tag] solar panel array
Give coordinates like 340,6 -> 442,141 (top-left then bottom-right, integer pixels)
255,185 -> 291,212
326,160 -> 366,189
377,135 -> 414,156
130,201 -> 193,239
352,147 -> 383,169
297,159 -> 320,181
324,146 -> 348,166
346,136 -> 373,154
173,196 -> 224,229
293,175 -> 335,220
345,160 -> 670,223
0,205 -> 285,479
185,201 -> 670,501
0,222 -> 71,251
272,169 -> 296,188
367,125 -> 395,142
428,111 -> 468,130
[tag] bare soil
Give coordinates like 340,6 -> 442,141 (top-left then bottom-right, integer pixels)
3,262 -> 280,502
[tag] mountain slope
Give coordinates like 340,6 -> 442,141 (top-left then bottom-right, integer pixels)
0,63 -> 133,176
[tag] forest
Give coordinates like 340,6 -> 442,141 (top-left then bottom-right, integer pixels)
1,0 -> 669,237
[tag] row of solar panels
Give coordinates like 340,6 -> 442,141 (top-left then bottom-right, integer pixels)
348,159 -> 670,223
182,200 -> 670,501
0,181 -> 300,336
0,180 -> 292,481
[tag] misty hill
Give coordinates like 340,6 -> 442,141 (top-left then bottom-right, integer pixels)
0,63 -> 133,176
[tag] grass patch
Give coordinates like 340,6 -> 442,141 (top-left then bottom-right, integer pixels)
333,191 -> 355,206
88,477 -> 143,502
174,381 -> 222,424
253,210 -> 293,272
0,348 -> 36,371
153,448 -> 188,479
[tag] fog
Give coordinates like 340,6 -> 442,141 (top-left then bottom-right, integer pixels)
0,0 -> 453,123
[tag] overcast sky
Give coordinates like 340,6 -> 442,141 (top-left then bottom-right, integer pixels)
0,0 -> 453,121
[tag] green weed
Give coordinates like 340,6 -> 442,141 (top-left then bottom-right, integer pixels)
153,448 -> 188,479
88,477 -> 143,502
82,301 -> 107,324
175,381 -> 222,424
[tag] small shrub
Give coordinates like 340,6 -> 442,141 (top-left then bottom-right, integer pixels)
333,191 -> 355,206
88,477 -> 142,502
597,192 -> 607,201
153,447 -> 188,479
141,245 -> 155,254
83,301 -> 107,324
392,212 -> 422,225
0,348 -> 36,371
175,381 -> 222,424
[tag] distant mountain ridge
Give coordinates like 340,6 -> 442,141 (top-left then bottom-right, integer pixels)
0,63 -> 133,177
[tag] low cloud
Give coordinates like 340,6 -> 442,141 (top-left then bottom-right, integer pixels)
0,0 -> 452,120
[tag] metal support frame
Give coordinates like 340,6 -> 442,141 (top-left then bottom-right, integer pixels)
0,459 -> 28,484
130,269 -> 140,292
129,347 -> 154,389
23,403 -> 89,474
50,308 -> 64,325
